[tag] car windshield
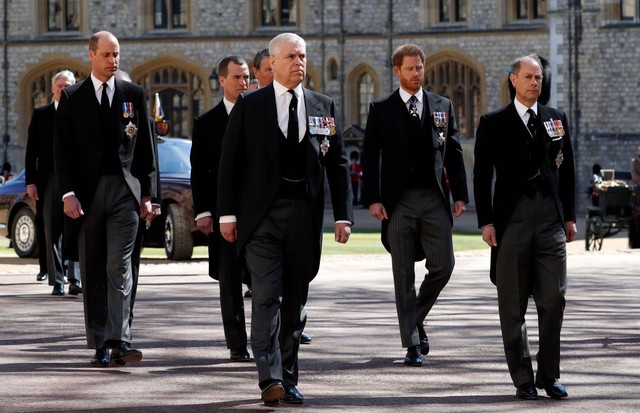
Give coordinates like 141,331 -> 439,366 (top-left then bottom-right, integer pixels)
158,139 -> 191,174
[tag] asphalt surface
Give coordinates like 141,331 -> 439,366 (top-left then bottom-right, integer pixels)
1,208 -> 639,413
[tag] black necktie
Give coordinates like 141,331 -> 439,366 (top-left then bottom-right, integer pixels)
287,89 -> 298,143
101,82 -> 110,110
526,108 -> 538,138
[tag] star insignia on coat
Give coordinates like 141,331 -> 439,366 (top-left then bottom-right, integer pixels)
125,121 -> 138,140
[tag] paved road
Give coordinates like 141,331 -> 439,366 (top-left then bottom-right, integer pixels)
1,238 -> 638,412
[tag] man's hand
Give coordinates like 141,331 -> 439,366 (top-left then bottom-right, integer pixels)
63,195 -> 84,219
565,221 -> 577,243
140,196 -> 152,220
453,200 -> 467,217
369,203 -> 388,221
220,222 -> 237,243
146,204 -> 161,223
196,216 -> 214,235
482,224 -> 497,247
26,184 -> 39,201
335,223 -> 351,244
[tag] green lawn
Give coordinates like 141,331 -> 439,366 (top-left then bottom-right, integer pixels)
138,231 -> 486,258
0,231 -> 486,259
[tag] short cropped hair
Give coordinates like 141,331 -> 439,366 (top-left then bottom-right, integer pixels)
391,44 -> 426,68
510,53 -> 543,75
253,48 -> 270,69
51,70 -> 76,85
269,33 -> 305,58
218,56 -> 247,78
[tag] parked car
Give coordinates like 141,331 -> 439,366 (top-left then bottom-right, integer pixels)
0,169 -> 39,257
146,137 -> 207,259
0,137 -> 206,260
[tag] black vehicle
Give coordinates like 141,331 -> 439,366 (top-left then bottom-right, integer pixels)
0,137 -> 205,260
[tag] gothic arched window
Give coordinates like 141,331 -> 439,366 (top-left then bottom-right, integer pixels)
358,73 -> 374,128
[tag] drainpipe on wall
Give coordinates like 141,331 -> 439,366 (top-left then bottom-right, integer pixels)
2,0 -> 9,166
388,0 -> 393,94
339,0 -> 345,127
320,0 -> 325,93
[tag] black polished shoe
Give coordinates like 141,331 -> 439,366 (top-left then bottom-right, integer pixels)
300,332 -> 312,344
36,272 -> 48,282
244,289 -> 252,298
282,385 -> 304,404
110,342 -> 143,366
404,345 -> 423,367
229,347 -> 251,362
261,381 -> 284,404
68,283 -> 82,295
536,378 -> 568,399
90,347 -> 110,368
417,323 -> 429,355
51,283 -> 64,296
516,383 -> 538,400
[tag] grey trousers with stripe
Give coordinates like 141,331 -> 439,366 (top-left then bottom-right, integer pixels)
386,187 -> 454,348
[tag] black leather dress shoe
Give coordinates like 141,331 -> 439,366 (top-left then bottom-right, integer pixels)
36,272 -> 48,282
516,383 -> 538,400
417,323 -> 429,355
282,385 -> 304,404
536,378 -> 568,399
404,346 -> 423,366
230,347 -> 251,362
110,342 -> 143,366
261,381 -> 284,404
51,283 -> 64,296
244,289 -> 252,298
90,347 -> 110,367
300,332 -> 312,344
68,283 -> 82,295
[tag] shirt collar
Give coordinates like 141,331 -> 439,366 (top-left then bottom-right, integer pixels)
399,87 -> 423,104
91,72 -> 115,92
273,79 -> 303,99
514,98 -> 538,118
222,97 -> 234,115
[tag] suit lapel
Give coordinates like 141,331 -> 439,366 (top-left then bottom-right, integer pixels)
79,79 -> 102,130
303,88 -> 325,157
258,85 -> 280,167
423,90 -> 444,149
389,90 -> 411,149
536,105 -> 552,151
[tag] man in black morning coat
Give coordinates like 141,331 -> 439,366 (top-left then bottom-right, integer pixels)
190,55 -> 251,363
217,33 -> 353,405
54,31 -> 157,368
474,54 -> 576,400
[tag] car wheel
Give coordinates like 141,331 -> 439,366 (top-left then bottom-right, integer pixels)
11,206 -> 39,258
164,203 -> 193,260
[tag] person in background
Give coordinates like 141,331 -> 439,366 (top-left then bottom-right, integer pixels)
252,48 -> 274,88
25,70 -> 81,296
114,69 -> 162,328
191,56 -> 252,363
631,146 -> 640,187
1,162 -> 12,182
630,146 -> 640,248
474,54 -> 576,400
589,163 -> 602,207
348,151 -> 362,205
